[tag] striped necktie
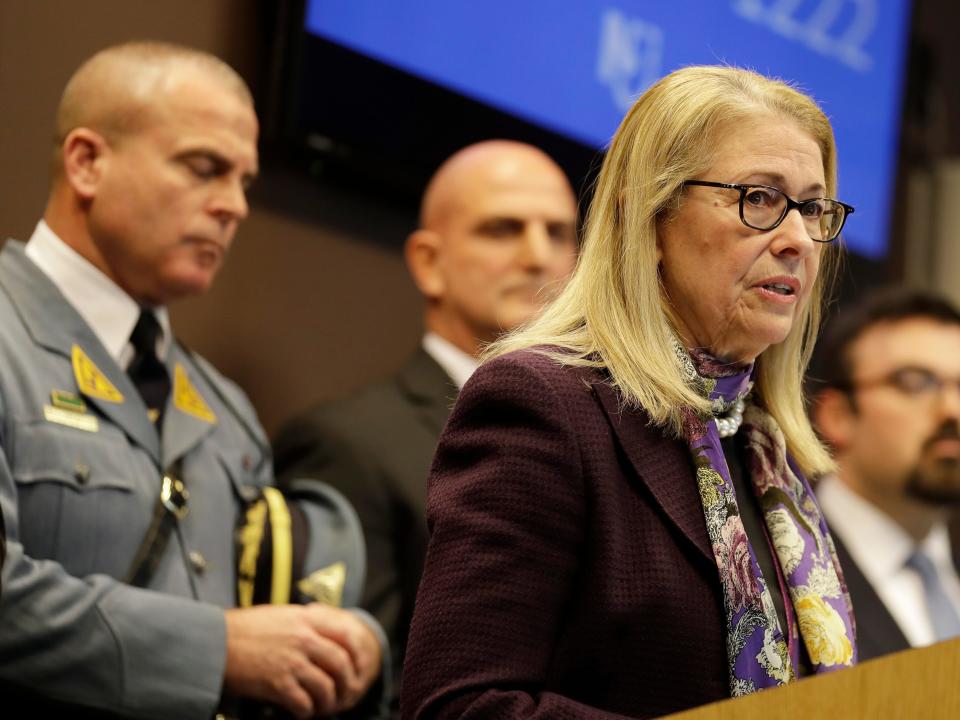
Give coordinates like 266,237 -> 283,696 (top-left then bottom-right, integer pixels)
906,548 -> 960,642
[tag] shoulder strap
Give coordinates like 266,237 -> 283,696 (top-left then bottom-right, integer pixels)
123,462 -> 186,587
125,343 -> 269,589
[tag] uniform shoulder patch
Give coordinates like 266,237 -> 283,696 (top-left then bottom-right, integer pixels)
72,345 -> 124,403
173,363 -> 217,424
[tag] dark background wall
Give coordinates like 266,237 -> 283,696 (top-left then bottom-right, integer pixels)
0,0 -> 422,436
0,0 -> 955,435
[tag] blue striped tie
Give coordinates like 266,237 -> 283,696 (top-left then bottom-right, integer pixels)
906,548 -> 960,642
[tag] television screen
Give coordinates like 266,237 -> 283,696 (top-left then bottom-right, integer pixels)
302,0 -> 911,259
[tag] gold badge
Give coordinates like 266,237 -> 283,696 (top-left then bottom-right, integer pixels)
298,561 -> 346,607
72,345 -> 124,403
173,363 -> 217,424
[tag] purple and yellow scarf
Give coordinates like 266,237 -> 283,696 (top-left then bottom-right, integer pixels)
678,345 -> 856,696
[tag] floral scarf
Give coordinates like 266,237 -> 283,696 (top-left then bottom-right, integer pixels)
677,345 -> 856,696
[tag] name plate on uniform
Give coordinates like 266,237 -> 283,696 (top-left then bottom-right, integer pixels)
43,404 -> 99,433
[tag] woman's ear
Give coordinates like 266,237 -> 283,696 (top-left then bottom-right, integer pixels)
654,210 -> 669,264
61,127 -> 110,200
653,191 -> 684,264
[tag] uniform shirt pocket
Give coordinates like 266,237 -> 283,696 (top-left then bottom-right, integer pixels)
12,421 -> 150,577
214,445 -> 267,503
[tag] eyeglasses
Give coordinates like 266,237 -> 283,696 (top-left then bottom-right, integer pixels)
681,180 -> 854,243
850,367 -> 960,401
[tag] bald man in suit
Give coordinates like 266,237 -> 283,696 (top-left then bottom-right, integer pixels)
274,140 -> 579,713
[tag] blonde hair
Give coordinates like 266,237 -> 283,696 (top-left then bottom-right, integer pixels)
488,65 -> 839,478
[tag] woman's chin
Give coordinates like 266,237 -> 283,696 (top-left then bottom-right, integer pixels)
710,328 -> 791,364
711,346 -> 766,365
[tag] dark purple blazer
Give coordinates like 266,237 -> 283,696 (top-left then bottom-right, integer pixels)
401,349 -> 730,719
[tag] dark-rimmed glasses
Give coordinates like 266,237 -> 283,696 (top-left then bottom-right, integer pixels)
681,180 -> 854,243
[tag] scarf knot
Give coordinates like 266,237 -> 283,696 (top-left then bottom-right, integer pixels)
674,340 -> 754,438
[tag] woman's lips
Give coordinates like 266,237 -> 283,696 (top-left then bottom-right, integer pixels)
753,275 -> 801,304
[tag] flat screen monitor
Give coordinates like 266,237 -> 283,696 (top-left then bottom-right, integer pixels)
300,0 -> 911,259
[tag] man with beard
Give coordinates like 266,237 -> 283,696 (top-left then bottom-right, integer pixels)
273,139 -> 579,714
810,288 -> 960,660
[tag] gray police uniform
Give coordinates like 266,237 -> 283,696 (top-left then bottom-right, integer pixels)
0,240 -> 371,719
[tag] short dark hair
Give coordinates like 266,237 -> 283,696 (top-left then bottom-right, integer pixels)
809,286 -> 960,394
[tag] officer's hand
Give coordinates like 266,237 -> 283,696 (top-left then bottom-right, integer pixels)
303,602 -> 382,712
222,604 -> 381,718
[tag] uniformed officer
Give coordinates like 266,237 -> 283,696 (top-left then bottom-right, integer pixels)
0,42 -> 384,719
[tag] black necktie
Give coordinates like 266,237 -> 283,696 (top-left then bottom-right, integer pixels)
128,311 -> 170,424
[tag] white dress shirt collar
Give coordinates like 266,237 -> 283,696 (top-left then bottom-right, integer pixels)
422,332 -> 478,389
818,474 -> 960,646
24,220 -> 171,368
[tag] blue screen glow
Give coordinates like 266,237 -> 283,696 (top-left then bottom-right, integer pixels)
306,0 -> 911,258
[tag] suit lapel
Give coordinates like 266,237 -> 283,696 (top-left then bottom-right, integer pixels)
161,344 -> 218,469
831,533 -> 910,660
593,379 -> 713,563
395,347 -> 459,435
0,243 -> 161,464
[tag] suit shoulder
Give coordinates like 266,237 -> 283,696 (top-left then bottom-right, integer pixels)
470,347 -> 602,397
186,351 -> 253,409
273,369 -> 430,462
182,349 -> 268,445
291,373 -> 413,431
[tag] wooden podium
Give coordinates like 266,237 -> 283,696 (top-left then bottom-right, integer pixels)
666,638 -> 960,719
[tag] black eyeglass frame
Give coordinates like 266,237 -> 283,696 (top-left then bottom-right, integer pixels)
681,180 -> 855,243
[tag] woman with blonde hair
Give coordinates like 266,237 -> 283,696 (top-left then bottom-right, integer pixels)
402,65 -> 857,718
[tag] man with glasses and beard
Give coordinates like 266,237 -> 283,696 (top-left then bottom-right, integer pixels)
810,288 -> 960,660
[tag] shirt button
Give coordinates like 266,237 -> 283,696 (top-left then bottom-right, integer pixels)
189,551 -> 207,575
74,461 -> 90,484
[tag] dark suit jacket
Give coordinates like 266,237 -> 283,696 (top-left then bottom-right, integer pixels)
402,350 -> 729,720
273,348 -> 458,705
828,534 -> 910,662
828,524 -> 960,663
0,505 -> 4,595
